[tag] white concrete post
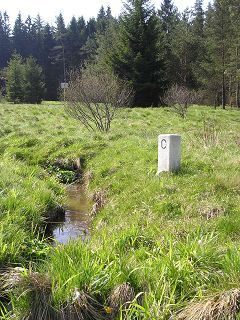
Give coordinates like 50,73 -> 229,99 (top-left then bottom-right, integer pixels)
157,134 -> 181,174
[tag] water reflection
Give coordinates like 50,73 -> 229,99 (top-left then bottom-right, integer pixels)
52,184 -> 91,244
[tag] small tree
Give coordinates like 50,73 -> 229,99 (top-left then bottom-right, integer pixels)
6,53 -> 24,103
64,66 -> 133,132
23,57 -> 45,104
163,84 -> 199,118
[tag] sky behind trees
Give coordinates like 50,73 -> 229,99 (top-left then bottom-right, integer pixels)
1,0 -> 210,25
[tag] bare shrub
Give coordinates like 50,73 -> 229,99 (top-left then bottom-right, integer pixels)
65,66 -> 133,132
163,84 -> 199,118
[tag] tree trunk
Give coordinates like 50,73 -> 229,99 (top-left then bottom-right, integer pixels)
236,81 -> 240,108
222,71 -> 226,109
229,74 -> 232,106
236,46 -> 240,108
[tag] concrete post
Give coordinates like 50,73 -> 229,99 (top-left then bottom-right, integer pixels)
157,134 -> 181,174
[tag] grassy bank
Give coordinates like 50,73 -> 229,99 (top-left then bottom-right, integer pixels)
0,102 -> 239,319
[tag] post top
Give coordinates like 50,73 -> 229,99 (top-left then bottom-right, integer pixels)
158,134 -> 181,138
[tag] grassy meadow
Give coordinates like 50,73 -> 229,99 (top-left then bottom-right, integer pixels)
0,102 -> 239,319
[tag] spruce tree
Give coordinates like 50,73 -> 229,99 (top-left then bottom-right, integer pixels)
111,0 -> 165,106
213,0 -> 231,109
51,14 -> 67,84
32,15 -> 45,65
23,56 -> 45,103
191,0 -> 205,88
24,15 -> 37,57
6,53 -> 24,103
66,16 -> 85,68
0,11 -> 12,68
169,9 -> 195,87
42,24 -> 58,100
83,18 -> 98,61
229,0 -> 240,107
158,0 -> 179,86
203,0 -> 231,108
96,6 -> 114,34
12,13 -> 27,57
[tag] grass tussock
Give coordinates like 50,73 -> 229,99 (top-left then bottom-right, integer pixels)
91,189 -> 107,216
60,290 -> 107,320
176,289 -> 240,320
107,283 -> 135,318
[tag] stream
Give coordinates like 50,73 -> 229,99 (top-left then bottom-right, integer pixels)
50,184 -> 91,244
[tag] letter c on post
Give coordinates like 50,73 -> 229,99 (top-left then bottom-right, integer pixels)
161,139 -> 167,149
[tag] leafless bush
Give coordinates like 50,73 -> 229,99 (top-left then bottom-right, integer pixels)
163,84 -> 199,118
65,67 -> 133,132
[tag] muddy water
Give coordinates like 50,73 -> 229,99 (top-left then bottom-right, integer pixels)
52,184 -> 91,244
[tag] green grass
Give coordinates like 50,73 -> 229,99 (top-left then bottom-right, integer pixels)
0,102 -> 239,319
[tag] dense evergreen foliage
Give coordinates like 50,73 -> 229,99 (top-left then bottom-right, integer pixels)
6,53 -> 24,103
0,0 -> 240,107
6,53 -> 45,103
23,57 -> 45,103
109,0 -> 165,106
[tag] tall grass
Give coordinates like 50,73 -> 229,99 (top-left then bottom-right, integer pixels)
0,103 -> 239,319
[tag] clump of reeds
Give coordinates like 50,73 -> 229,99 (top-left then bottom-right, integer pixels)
176,289 -> 240,320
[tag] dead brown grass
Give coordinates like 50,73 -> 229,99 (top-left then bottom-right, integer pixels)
60,289 -> 108,320
107,283 -> 135,319
200,206 -> 225,220
176,289 -> 240,320
91,189 -> 107,216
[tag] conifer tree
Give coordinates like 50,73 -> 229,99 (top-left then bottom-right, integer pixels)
23,56 -> 45,103
191,0 -> 205,87
111,0 -> 164,106
158,0 -> 179,86
66,16 -> 87,68
83,18 -> 98,61
228,0 -> 240,107
12,13 -> 27,57
0,11 -> 12,68
42,24 -> 58,100
33,15 -> 45,65
24,15 -> 37,57
170,9 -> 195,87
51,14 -> 67,84
6,53 -> 24,103
203,0 -> 231,108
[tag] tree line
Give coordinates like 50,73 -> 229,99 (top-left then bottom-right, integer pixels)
0,0 -> 239,107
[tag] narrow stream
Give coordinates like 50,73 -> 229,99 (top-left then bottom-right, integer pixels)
51,184 -> 91,244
